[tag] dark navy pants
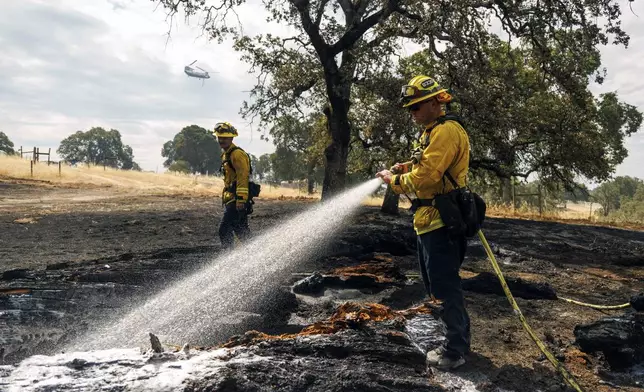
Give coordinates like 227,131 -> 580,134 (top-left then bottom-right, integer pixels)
417,227 -> 471,358
218,203 -> 250,250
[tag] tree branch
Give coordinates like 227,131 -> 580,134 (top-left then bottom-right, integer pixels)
396,6 -> 422,22
470,157 -> 530,179
314,0 -> 331,27
290,0 -> 329,56
292,79 -> 318,98
329,0 -> 401,55
338,0 -> 355,23
364,26 -> 419,49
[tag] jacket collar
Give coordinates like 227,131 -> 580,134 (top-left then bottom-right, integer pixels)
423,111 -> 447,132
225,143 -> 237,153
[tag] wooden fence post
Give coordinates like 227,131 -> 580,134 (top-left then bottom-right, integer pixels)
32,147 -> 36,163
19,146 -> 22,158
30,160 -> 33,177
47,148 -> 51,165
59,161 -> 62,177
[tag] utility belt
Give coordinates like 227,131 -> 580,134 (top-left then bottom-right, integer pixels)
225,181 -> 261,198
224,181 -> 262,215
409,198 -> 434,213
410,172 -> 487,238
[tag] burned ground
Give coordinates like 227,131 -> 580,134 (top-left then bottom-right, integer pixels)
1,182 -> 643,391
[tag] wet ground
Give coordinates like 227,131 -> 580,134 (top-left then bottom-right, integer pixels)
1,182 -> 643,391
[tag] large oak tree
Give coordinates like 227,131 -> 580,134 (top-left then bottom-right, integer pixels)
155,0 -> 633,199
162,125 -> 222,174
58,127 -> 140,170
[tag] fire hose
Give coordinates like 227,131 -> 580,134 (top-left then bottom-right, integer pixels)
477,230 -> 585,392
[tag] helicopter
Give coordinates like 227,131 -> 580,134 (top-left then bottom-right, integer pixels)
184,60 -> 216,86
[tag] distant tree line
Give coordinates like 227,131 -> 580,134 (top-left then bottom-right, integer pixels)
591,176 -> 644,222
0,131 -> 16,155
0,128 -> 142,171
4,123 -> 644,223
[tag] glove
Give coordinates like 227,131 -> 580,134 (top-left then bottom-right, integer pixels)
376,169 -> 393,184
390,163 -> 405,174
236,202 -> 247,221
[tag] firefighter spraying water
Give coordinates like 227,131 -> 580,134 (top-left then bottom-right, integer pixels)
67,178 -> 384,351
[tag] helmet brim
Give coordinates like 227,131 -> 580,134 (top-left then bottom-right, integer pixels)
215,133 -> 237,138
401,89 -> 447,108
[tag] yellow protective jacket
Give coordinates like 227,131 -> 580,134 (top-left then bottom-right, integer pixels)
391,116 -> 471,235
221,144 -> 250,206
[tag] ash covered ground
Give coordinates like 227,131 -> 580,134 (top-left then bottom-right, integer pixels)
1,181 -> 643,391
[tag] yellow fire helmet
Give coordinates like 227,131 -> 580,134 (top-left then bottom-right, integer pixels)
400,75 -> 452,108
213,122 -> 239,138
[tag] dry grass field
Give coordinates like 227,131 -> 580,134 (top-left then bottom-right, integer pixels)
486,202 -> 644,231
2,155 -> 642,230
0,155 -> 317,200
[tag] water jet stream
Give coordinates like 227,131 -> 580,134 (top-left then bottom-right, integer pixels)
68,179 -> 383,351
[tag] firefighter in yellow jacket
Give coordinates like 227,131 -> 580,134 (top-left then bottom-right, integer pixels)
377,75 -> 471,370
214,122 -> 251,250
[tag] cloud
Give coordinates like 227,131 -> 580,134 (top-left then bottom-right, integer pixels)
587,8 -> 644,180
0,0 -> 277,171
0,0 -> 642,178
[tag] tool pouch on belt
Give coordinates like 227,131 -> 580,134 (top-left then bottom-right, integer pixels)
434,172 -> 486,238
409,198 -> 433,214
249,182 -> 261,198
227,181 -> 262,200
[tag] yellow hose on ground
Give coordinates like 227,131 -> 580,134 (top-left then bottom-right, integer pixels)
478,230 -> 584,392
557,296 -> 631,310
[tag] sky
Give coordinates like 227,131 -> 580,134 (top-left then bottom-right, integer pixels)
0,0 -> 642,178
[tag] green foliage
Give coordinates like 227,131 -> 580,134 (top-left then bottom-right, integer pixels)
264,114 -> 327,190
155,0 -> 637,198
161,125 -> 222,175
167,160 -> 191,174
270,146 -> 302,182
562,184 -> 591,202
612,184 -> 644,223
349,72 -> 417,179
592,176 -> 643,216
398,39 -> 642,187
254,154 -> 272,181
0,132 -> 16,155
57,127 -> 139,170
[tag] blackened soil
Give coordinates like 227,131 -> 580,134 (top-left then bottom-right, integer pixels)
1,182 -> 643,391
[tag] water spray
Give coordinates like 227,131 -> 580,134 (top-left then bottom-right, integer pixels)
69,178 -> 384,351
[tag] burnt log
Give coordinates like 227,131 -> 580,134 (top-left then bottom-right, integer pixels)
461,271 -> 557,300
574,312 -> 644,370
630,293 -> 644,311
293,272 -> 325,294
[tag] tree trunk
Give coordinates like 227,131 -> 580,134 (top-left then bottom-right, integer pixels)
380,184 -> 400,215
321,81 -> 352,201
307,161 -> 315,195
500,177 -> 512,205
321,140 -> 349,200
